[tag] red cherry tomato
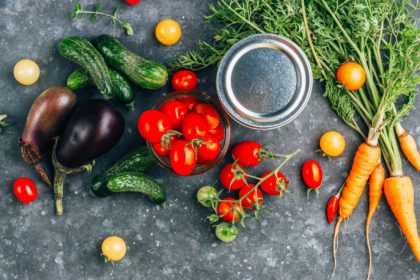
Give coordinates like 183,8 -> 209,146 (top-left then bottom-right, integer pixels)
152,135 -> 177,156
170,140 -> 197,176
217,197 -> 243,222
239,184 -> 263,210
159,100 -> 188,129
219,163 -> 248,191
197,136 -> 221,161
232,141 -> 263,167
193,103 -> 220,130
172,70 -> 198,92
302,160 -> 323,189
180,97 -> 199,111
260,171 -> 289,195
182,112 -> 209,140
125,0 -> 141,4
138,110 -> 172,143
13,177 -> 37,204
208,125 -> 225,141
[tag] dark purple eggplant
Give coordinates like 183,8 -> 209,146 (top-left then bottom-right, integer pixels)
52,99 -> 124,215
20,87 -> 77,187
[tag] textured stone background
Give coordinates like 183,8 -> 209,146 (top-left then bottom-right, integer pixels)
0,1 -> 419,279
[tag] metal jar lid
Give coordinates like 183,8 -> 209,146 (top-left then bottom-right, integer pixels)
216,34 -> 313,130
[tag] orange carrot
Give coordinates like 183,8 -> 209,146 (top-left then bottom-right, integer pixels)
396,126 -> 420,171
384,176 -> 420,262
333,142 -> 381,273
366,162 -> 385,280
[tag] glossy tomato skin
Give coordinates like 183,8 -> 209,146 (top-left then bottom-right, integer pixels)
170,140 -> 197,176
13,177 -> 37,204
239,184 -> 263,210
302,160 -> 323,189
219,163 -> 248,191
197,136 -> 221,161
320,131 -> 346,157
208,125 -> 225,141
232,141 -> 262,167
182,112 -> 209,141
172,70 -> 198,92
180,97 -> 199,112
260,171 -> 289,195
125,0 -> 141,4
152,135 -> 177,156
217,197 -> 243,222
159,100 -> 188,129
336,62 -> 366,91
155,19 -> 181,46
138,110 -> 172,143
193,103 -> 220,129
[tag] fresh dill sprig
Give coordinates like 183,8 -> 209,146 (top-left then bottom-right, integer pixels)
71,3 -> 133,36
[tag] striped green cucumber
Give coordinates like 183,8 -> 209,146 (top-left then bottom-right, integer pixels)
58,36 -> 113,99
94,35 -> 168,90
90,147 -> 155,196
92,172 -> 166,205
67,68 -> 136,107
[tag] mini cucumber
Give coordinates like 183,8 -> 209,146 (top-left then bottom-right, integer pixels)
90,147 -> 155,197
67,68 -> 136,107
92,172 -> 166,205
94,35 -> 168,90
58,36 -> 113,99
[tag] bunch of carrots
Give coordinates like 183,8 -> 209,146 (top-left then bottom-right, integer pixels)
173,0 -> 420,277
298,1 -> 420,278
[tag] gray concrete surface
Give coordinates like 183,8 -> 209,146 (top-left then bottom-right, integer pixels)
0,0 -> 419,279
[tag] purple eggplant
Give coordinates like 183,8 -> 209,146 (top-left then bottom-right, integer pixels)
20,87 -> 77,187
52,99 -> 124,215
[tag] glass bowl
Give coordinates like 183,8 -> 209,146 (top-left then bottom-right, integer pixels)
147,91 -> 231,176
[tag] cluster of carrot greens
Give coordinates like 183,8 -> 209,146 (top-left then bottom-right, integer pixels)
174,0 -> 420,278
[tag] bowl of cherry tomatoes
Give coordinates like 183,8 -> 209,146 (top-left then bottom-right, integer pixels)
139,92 -> 231,176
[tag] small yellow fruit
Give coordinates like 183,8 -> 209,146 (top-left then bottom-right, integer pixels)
320,130 -> 346,157
101,236 -> 127,262
14,59 -> 40,86
155,19 -> 182,46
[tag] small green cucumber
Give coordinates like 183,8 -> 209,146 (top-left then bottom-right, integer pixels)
58,36 -> 113,99
93,172 -> 166,205
67,68 -> 136,107
90,147 -> 155,197
94,35 -> 168,90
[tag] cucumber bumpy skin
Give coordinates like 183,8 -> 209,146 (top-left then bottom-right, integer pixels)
58,36 -> 113,99
105,172 -> 166,205
90,147 -> 155,197
94,35 -> 168,90
67,68 -> 136,107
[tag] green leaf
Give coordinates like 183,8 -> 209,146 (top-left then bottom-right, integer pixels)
90,13 -> 97,23
122,22 -> 134,36
95,4 -> 102,12
113,7 -> 120,18
71,3 -> 82,19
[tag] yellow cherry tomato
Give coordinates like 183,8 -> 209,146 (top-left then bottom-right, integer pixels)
336,61 -> 366,91
320,130 -> 346,157
101,236 -> 126,262
14,59 -> 40,86
155,19 -> 181,46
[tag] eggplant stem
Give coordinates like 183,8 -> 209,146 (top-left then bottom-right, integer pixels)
53,170 -> 66,216
34,162 -> 52,188
52,139 -> 95,216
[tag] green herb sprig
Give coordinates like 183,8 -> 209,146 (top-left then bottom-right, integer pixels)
71,3 -> 133,36
0,114 -> 10,133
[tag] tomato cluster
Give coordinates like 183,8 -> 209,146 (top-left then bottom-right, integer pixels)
137,94 -> 225,176
215,141 -> 290,223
